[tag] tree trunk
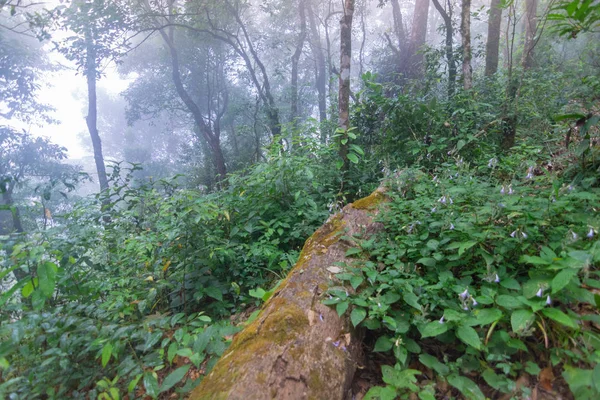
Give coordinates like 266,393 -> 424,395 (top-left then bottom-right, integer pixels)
405,0 -> 430,79
189,188 -> 388,400
390,0 -> 406,50
338,0 -> 354,176
291,0 -> 307,132
485,0 -> 502,76
431,0 -> 456,97
460,0 -> 473,90
307,0 -> 328,129
84,28 -> 109,192
522,0 -> 538,70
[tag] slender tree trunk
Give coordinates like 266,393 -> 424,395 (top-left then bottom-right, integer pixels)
485,0 -> 503,76
338,0 -> 354,177
159,29 -> 227,181
405,0 -> 430,79
432,0 -> 456,97
84,28 -> 109,192
460,0 -> 473,90
390,0 -> 406,50
307,0 -> 327,128
522,0 -> 538,69
291,0 -> 307,132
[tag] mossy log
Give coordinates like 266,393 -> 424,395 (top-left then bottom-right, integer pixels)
189,187 -> 388,400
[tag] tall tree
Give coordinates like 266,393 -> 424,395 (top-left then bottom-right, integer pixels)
461,0 -> 473,90
485,0 -> 503,76
432,0 -> 457,96
306,0 -> 328,128
338,0 -> 354,175
522,0 -> 538,69
405,0 -> 430,78
291,0 -> 307,129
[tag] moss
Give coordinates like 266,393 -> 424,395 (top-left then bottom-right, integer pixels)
261,298 -> 309,344
308,369 -> 324,395
352,188 -> 387,210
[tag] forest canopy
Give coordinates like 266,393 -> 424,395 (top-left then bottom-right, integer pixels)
1,0 -> 599,399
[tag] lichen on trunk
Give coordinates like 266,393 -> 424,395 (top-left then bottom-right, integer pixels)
189,188 -> 387,400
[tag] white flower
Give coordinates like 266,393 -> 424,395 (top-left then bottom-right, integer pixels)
449,223 -> 455,230
431,207 -> 437,213
439,196 -> 447,204
459,289 -> 469,299
463,306 -> 470,311
449,197 -> 454,204
572,231 -> 579,240
522,232 -> 528,239
439,316 -> 445,324
508,185 -> 514,195
587,228 -> 595,238
472,298 -> 478,307
511,230 -> 517,238
500,186 -> 506,195
568,184 -> 574,192
546,296 -> 552,306
488,158 -> 498,168
494,274 -> 500,283
536,288 -> 543,298
526,167 -> 534,180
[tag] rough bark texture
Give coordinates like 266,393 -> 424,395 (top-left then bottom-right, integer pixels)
460,0 -> 473,90
522,0 -> 538,70
189,187 -> 388,400
338,0 -> 354,176
485,0 -> 502,76
405,0 -> 429,79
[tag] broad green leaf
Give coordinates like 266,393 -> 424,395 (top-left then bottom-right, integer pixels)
363,385 -> 397,400
167,342 -> 178,364
373,336 -> 394,352
336,301 -> 349,316
101,343 -> 112,368
143,371 -> 159,399
345,247 -> 362,256
419,353 -> 449,376
160,364 -> 191,393
381,366 -> 420,391
447,374 -> 485,400
552,269 -> 578,294
37,262 -> 57,298
249,288 -> 266,299
204,287 -> 223,302
456,325 -> 481,350
347,153 -> 359,164
542,308 -> 577,329
421,320 -> 449,338
417,257 -> 436,267
496,295 -> 523,309
351,307 -> 367,327
500,278 -> 521,291
22,281 -> 34,298
403,292 -> 421,311
469,308 -> 502,326
511,309 -> 535,333
128,374 -> 143,394
350,276 -> 364,290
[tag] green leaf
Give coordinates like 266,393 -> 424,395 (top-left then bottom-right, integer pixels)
456,325 -> 482,350
364,385 -> 397,400
37,262 -> 57,298
511,309 -> 535,333
470,308 -> 503,326
417,257 -> 436,267
403,292 -> 421,311
421,320 -> 449,338
21,281 -> 34,298
347,153 -> 359,164
336,301 -> 349,316
373,336 -> 394,352
500,278 -> 521,291
419,353 -> 449,376
542,308 -> 577,329
447,374 -> 485,400
345,247 -> 362,256
381,366 -> 420,391
160,364 -> 191,393
204,287 -> 223,301
350,275 -> 364,290
496,295 -> 523,309
167,342 -> 178,364
552,269 -> 578,294
143,371 -> 159,399
101,343 -> 112,368
128,374 -> 143,394
249,288 -> 266,299
593,364 -> 600,392
351,308 -> 367,327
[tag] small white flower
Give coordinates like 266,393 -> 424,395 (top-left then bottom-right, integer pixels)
494,274 -> 500,283
572,231 -> 579,240
463,306 -> 470,311
536,288 -> 543,298
500,186 -> 506,195
522,232 -> 528,239
378,302 -> 381,308
546,296 -> 552,306
587,228 -> 595,238
511,230 -> 517,238
459,289 -> 469,299
568,184 -> 574,192
439,316 -> 445,324
499,203 -> 506,208
472,298 -> 478,307
488,158 -> 498,168
439,196 -> 447,204
431,207 -> 437,213
508,185 -> 514,195
450,223 -> 455,230
526,167 -> 534,180
449,197 -> 454,204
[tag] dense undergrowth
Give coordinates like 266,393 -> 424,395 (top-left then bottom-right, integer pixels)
1,63 -> 599,399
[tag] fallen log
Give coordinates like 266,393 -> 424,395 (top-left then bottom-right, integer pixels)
189,187 -> 388,400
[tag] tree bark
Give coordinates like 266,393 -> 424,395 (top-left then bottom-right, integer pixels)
390,0 -> 406,50
522,0 -> 538,70
291,0 -> 307,132
460,0 -> 473,90
405,0 -> 430,79
189,188 -> 388,400
84,28 -> 109,192
431,0 -> 456,97
485,0 -> 503,76
338,0 -> 354,176
306,0 -> 328,128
